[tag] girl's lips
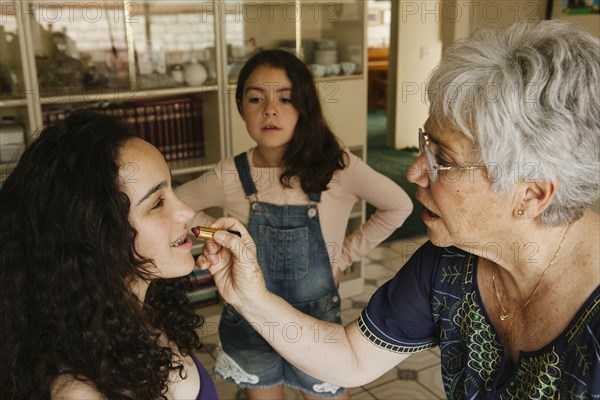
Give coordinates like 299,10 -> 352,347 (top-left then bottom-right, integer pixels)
170,235 -> 192,249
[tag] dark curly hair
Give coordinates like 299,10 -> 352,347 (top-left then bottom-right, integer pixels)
0,111 -> 202,399
235,49 -> 348,194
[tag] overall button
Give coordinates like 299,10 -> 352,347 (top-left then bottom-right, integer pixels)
332,295 -> 339,303
307,207 -> 317,218
251,202 -> 260,212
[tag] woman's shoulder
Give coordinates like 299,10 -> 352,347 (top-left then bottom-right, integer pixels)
392,241 -> 475,290
51,375 -> 105,400
410,241 -> 472,268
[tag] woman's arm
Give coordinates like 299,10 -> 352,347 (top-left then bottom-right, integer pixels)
197,217 -> 409,387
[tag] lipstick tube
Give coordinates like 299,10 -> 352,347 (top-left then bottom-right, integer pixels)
191,226 -> 241,239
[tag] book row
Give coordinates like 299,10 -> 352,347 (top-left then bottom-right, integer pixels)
42,97 -> 205,162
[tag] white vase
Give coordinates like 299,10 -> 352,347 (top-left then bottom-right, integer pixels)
184,59 -> 207,86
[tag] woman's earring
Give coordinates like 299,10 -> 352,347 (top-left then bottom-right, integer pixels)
516,209 -> 525,217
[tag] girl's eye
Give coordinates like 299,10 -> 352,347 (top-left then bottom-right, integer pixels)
280,97 -> 292,104
248,97 -> 263,104
151,197 -> 164,210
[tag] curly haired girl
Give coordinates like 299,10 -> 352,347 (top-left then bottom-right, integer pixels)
0,111 -> 217,399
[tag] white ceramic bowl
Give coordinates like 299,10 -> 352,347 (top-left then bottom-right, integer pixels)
341,61 -> 356,75
315,39 -> 337,51
310,63 -> 326,78
327,63 -> 341,76
314,49 -> 338,65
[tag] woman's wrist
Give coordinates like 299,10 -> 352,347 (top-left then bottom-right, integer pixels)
234,287 -> 273,318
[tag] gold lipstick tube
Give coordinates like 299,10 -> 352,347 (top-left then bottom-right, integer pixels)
191,226 -> 241,239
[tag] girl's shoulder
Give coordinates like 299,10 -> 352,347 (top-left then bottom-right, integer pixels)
335,147 -> 363,172
341,147 -> 360,161
331,148 -> 378,183
51,375 -> 105,400
216,153 -> 239,169
208,153 -> 243,180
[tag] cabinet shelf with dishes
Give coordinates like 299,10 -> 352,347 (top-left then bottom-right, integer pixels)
1,0 -> 367,301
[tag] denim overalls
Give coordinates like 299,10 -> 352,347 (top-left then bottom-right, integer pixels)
215,152 -> 344,396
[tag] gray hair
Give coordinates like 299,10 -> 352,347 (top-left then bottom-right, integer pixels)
427,20 -> 600,226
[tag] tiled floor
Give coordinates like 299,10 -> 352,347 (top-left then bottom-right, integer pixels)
194,235 -> 447,400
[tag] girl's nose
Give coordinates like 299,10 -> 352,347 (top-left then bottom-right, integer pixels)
175,197 -> 195,224
263,100 -> 277,116
407,153 -> 430,188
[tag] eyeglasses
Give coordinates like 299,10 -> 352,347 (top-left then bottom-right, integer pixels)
418,128 -> 486,182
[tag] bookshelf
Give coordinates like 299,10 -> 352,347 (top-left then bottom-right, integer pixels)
0,0 -> 368,305
188,264 -> 219,308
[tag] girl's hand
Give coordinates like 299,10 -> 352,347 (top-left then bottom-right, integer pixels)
196,217 -> 266,308
333,266 -> 342,287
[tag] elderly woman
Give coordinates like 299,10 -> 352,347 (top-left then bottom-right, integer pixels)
198,20 -> 599,399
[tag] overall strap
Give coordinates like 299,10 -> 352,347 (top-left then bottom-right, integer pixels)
308,192 -> 321,202
234,152 -> 258,197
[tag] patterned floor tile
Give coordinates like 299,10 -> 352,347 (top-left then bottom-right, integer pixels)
363,367 -> 404,390
396,348 -> 441,371
429,346 -> 441,357
348,389 -> 377,399
379,255 -> 407,272
375,277 -> 395,287
389,236 -> 429,262
215,379 -> 241,400
341,297 -> 354,311
367,380 -> 443,400
341,308 -> 362,325
417,364 -> 446,399
366,245 -> 402,262
363,262 -> 398,280
283,385 -> 305,399
349,291 -> 376,305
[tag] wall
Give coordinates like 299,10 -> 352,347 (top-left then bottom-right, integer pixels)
388,0 -> 555,149
367,0 -> 391,48
387,0 -> 443,149
544,2 -> 598,216
551,0 -> 600,34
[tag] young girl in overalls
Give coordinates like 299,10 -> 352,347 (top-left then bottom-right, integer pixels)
176,49 -> 413,400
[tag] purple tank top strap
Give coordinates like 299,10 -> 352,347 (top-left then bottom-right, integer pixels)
190,352 -> 218,399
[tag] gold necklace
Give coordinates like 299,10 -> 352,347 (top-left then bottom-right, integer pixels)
491,223 -> 572,321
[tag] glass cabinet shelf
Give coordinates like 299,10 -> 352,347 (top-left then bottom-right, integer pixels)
37,84 -> 219,105
127,0 -> 218,91
0,4 -> 25,102
223,0 -> 364,82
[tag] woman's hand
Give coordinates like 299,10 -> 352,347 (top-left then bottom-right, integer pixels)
196,217 -> 266,308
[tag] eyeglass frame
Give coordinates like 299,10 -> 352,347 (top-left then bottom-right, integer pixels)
418,128 -> 486,182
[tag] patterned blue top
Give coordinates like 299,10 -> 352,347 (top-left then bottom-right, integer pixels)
358,242 -> 600,399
